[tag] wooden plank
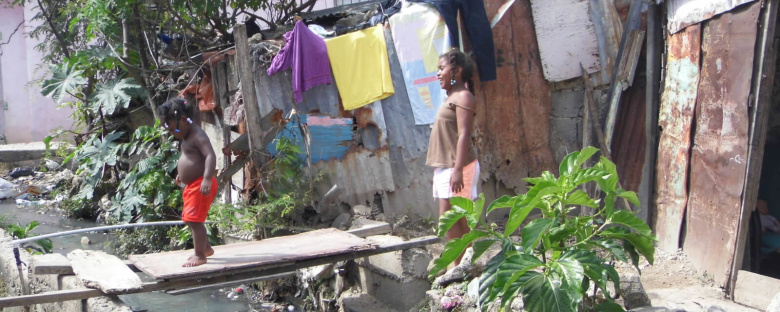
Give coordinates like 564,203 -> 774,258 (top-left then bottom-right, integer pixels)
605,29 -> 645,148
128,228 -> 374,280
683,1 -> 761,287
732,0 -> 780,294
0,235 -> 439,308
67,250 -> 143,294
654,24 -> 702,252
734,270 -> 780,310
528,0 -> 600,81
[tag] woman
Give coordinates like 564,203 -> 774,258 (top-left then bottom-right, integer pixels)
427,49 -> 479,265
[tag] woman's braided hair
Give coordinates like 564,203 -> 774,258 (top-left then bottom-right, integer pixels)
442,49 -> 475,95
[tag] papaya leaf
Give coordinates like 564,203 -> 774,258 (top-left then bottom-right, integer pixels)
429,230 -> 490,278
521,218 -> 553,251
41,62 -> 86,103
90,78 -> 145,115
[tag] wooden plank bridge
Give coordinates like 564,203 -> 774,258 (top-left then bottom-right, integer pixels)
0,227 -> 438,309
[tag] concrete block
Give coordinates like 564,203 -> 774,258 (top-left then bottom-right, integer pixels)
768,293 -> 780,312
359,235 -> 432,280
550,117 -> 582,163
340,293 -> 401,312
734,269 -> 780,310
0,142 -> 75,163
551,90 -> 584,118
358,265 -> 430,311
31,253 -> 72,275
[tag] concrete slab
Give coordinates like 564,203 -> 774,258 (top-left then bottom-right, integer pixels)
732,270 -> 780,310
358,265 -> 430,311
0,142 -> 75,163
359,235 -> 433,280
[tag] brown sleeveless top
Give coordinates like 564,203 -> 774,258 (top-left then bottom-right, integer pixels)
426,102 -> 477,168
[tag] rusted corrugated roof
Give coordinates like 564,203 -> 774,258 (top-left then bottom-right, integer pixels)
667,0 -> 759,34
299,1 -> 382,21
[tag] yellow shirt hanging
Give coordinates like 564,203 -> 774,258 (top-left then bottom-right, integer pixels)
325,25 -> 395,110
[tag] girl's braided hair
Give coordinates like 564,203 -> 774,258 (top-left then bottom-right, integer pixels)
442,49 -> 475,95
158,98 -> 193,129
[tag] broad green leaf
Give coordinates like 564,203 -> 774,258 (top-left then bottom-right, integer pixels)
575,146 -> 599,168
487,195 -> 517,213
437,205 -> 467,237
450,196 -> 474,213
429,230 -> 490,278
564,190 -> 599,208
548,224 -> 576,247
559,151 -> 580,177
41,62 -> 86,103
567,250 -> 611,298
90,78 -> 145,115
603,263 -> 622,297
571,168 -> 611,186
479,252 -> 507,308
504,203 -> 535,235
471,239 -> 498,264
474,193 -> 486,226
617,189 -> 641,207
521,218 -> 553,251
587,239 -> 628,262
496,253 -> 545,294
551,254 -> 585,297
594,157 -> 619,192
624,239 -> 642,273
609,210 -> 654,238
516,271 -> 577,312
602,228 -> 655,264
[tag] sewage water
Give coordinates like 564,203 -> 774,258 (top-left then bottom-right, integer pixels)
0,199 -> 252,312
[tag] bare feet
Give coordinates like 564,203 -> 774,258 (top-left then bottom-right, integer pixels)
182,255 -> 207,267
205,246 -> 214,257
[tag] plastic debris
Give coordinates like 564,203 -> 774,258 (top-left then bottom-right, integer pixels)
9,167 -> 34,178
0,177 -> 19,199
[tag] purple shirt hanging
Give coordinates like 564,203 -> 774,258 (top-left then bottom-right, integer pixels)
267,20 -> 333,103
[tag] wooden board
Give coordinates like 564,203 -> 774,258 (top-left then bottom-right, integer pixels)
653,24 -> 701,252
128,228 -> 374,280
682,1 -> 760,287
67,250 -> 143,294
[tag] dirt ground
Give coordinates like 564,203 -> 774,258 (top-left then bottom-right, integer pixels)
616,248 -> 759,312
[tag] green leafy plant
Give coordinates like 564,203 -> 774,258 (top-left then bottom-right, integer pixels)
5,221 -> 54,255
429,147 -> 656,312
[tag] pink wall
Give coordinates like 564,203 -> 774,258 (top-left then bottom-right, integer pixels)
0,4 -> 75,144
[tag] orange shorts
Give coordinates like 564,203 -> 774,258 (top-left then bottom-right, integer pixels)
182,176 -> 218,223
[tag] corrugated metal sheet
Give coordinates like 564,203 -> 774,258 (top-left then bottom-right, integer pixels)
611,51 -> 646,195
667,0 -> 759,34
682,1 -> 759,287
528,0 -> 601,81
654,25 -> 701,252
476,0 -> 556,191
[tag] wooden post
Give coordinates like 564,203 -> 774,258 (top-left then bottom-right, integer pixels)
233,23 -> 265,170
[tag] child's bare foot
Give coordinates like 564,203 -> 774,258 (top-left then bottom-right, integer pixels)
205,247 -> 214,257
182,255 -> 207,267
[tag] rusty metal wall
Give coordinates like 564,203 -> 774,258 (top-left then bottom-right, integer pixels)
476,0 -> 557,192
667,0 -> 759,34
682,1 -> 760,286
610,51 -> 646,195
654,25 -> 702,252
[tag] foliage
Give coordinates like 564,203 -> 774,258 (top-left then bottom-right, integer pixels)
5,221 -> 54,255
110,226 -> 174,256
429,147 -> 656,312
209,137 -> 322,236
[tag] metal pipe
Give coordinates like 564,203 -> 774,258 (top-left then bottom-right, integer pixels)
11,221 -> 191,247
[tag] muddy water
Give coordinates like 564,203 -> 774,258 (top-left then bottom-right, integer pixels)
0,199 -> 252,312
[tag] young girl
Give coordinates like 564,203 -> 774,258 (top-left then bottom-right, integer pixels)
427,50 -> 479,265
158,98 -> 218,267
